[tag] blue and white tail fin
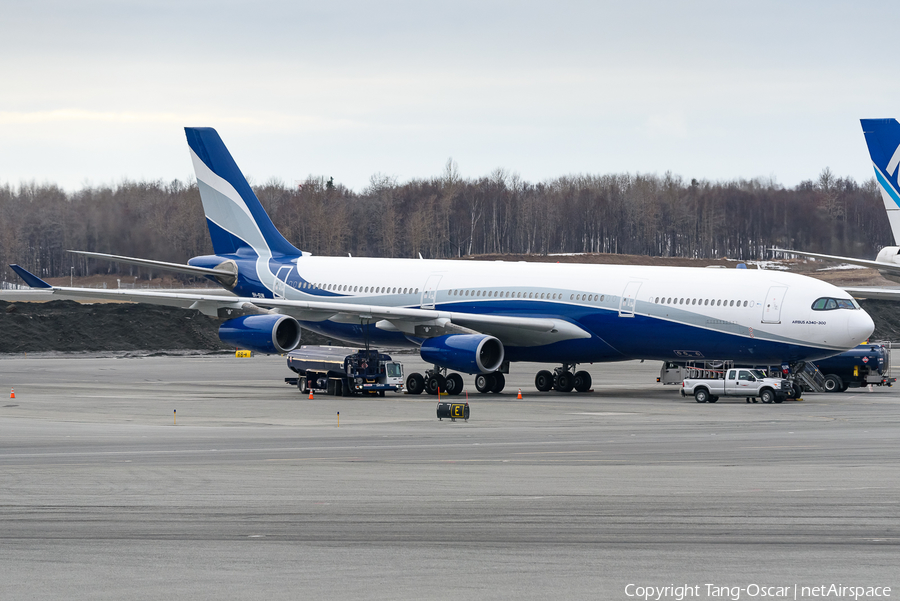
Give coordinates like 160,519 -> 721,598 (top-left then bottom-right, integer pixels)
861,118 -> 900,245
185,127 -> 302,257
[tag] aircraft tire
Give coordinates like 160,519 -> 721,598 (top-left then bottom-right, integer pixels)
535,370 -> 554,392
425,374 -> 447,396
406,373 -> 425,395
823,374 -> 843,393
491,372 -> 505,393
708,395 -> 718,403
475,373 -> 496,393
445,373 -> 464,395
573,370 -> 592,392
554,371 -> 575,392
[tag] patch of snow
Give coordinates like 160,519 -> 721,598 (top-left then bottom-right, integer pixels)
816,264 -> 867,271
745,260 -> 790,271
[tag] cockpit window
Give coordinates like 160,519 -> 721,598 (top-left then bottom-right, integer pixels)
812,297 -> 858,311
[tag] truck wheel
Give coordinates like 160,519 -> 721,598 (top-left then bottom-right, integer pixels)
406,373 -> 425,395
694,389 -> 709,403
823,374 -> 843,393
760,389 -> 775,404
573,370 -> 592,392
445,373 -> 464,395
425,374 -> 446,395
535,370 -> 554,392
491,372 -> 506,393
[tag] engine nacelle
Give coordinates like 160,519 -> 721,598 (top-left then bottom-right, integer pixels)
218,314 -> 301,354
875,246 -> 900,284
419,334 -> 504,374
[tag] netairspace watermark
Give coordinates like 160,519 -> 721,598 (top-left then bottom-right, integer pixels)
624,584 -> 891,601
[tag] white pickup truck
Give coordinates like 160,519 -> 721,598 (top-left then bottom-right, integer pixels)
681,368 -> 791,404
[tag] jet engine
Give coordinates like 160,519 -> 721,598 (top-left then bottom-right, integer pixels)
875,246 -> 900,284
419,334 -> 504,374
218,314 -> 301,354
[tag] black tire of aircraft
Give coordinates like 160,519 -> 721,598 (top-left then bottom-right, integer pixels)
425,374 -> 446,396
445,373 -> 464,395
406,372 -> 467,395
535,370 -> 554,391
407,373 -> 425,395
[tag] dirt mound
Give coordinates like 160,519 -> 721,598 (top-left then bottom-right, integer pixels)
0,300 -> 332,353
858,300 -> 900,342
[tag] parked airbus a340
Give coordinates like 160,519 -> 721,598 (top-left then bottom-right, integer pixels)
10,128 -> 874,394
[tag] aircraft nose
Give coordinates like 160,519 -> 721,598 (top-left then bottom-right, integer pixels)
850,308 -> 875,345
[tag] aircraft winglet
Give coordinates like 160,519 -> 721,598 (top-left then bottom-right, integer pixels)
9,265 -> 53,289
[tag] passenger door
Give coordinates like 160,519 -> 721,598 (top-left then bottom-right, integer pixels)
619,281 -> 642,317
421,274 -> 443,309
273,265 -> 291,298
762,286 -> 788,324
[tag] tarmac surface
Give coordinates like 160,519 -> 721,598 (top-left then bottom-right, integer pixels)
1,353 -> 899,600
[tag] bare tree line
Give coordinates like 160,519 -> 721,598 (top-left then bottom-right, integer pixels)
0,166 -> 891,283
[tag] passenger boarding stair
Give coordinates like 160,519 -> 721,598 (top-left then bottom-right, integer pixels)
793,361 -> 827,393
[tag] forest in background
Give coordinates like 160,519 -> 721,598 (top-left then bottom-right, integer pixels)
0,163 -> 891,284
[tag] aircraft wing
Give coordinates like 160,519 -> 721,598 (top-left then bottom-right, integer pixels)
842,286 -> 900,301
771,247 -> 900,277
9,265 -> 591,347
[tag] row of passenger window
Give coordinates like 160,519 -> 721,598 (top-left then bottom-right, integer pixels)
299,281 -> 419,295
654,297 -> 752,308
448,289 -> 605,302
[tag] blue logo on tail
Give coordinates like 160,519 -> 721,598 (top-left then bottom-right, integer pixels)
861,119 -> 900,206
185,127 -> 302,257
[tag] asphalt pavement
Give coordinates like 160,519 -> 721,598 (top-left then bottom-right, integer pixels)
1,352 -> 898,600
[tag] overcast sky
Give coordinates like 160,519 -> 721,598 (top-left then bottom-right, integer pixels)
1,0 -> 898,192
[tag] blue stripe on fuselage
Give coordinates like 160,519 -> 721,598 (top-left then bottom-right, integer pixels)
296,299 -> 839,364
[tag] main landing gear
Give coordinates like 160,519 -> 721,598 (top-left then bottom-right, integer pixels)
405,367 -> 504,395
406,367 -> 466,396
534,365 -> 592,393
405,364 -> 593,395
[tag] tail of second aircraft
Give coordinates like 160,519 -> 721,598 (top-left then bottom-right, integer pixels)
861,118 -> 900,244
185,127 -> 302,257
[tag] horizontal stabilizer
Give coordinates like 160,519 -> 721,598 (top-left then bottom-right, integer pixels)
9,264 -> 52,288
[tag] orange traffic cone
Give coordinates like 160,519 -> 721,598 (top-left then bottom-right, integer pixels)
10,389 -> 15,399
517,388 -> 522,399
308,390 -> 314,400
